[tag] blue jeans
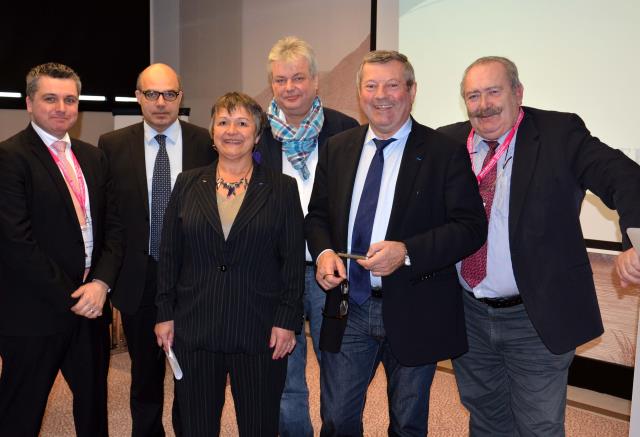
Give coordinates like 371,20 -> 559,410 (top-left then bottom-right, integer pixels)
320,297 -> 436,437
453,290 -> 575,437
279,266 -> 325,437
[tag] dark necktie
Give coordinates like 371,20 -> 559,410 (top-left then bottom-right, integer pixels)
349,137 -> 396,305
461,140 -> 499,288
150,134 -> 170,261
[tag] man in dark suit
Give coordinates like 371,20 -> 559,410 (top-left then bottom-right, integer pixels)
305,51 -> 487,436
98,63 -> 215,437
0,63 -> 123,437
255,36 -> 358,437
438,56 -> 640,437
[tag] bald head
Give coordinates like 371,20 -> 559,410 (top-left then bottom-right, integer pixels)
136,63 -> 182,91
135,63 -> 183,132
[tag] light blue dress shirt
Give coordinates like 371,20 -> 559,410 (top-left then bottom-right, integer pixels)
457,129 -> 520,298
143,119 -> 183,210
347,118 -> 412,289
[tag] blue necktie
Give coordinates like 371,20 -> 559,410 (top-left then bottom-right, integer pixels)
150,134 -> 170,261
349,137 -> 396,305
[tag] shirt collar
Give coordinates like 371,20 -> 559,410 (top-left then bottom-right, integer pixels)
472,128 -> 511,153
31,121 -> 71,150
143,119 -> 181,146
364,117 -> 413,146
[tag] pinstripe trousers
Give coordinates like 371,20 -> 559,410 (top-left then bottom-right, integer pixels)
174,348 -> 287,436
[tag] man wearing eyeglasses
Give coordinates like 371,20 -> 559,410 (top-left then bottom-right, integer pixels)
98,63 -> 216,437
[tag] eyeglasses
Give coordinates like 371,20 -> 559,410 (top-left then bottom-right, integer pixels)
323,280 -> 349,320
139,90 -> 181,102
338,280 -> 349,317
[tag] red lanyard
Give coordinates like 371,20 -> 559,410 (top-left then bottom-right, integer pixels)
467,108 -> 524,185
48,146 -> 87,219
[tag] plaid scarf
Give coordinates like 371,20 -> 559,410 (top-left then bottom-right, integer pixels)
267,96 -> 325,180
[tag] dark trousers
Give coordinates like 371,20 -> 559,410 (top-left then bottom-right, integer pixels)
122,256 -> 179,437
174,348 -> 287,436
0,317 -> 110,437
453,291 -> 574,437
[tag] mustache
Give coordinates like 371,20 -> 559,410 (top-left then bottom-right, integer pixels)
469,106 -> 502,118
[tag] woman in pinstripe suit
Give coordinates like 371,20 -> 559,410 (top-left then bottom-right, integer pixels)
154,92 -> 305,436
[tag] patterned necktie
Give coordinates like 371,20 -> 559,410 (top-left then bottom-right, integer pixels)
461,140 -> 499,288
52,140 -> 85,225
349,137 -> 396,305
150,134 -> 170,261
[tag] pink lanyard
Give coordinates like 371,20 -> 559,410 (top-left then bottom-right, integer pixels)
467,108 -> 524,184
48,146 -> 87,219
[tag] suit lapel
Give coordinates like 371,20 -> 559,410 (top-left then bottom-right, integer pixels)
259,132 -> 283,172
181,122 -> 211,170
192,164 -> 224,237
508,110 -> 541,241
26,126 -> 79,225
336,127 -> 368,247
226,165 -> 271,242
128,123 -> 150,218
387,121 -> 425,235
71,144 -> 97,229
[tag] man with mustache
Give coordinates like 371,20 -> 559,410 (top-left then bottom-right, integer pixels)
438,56 -> 640,436
98,63 -> 216,436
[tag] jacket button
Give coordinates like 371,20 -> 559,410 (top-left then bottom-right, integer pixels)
219,265 -> 227,272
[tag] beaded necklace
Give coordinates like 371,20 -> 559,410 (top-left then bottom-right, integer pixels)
216,165 -> 252,197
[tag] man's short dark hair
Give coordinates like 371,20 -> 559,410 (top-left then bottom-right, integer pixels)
26,63 -> 81,98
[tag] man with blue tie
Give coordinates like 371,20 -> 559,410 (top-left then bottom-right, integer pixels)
304,50 -> 487,436
98,63 -> 215,436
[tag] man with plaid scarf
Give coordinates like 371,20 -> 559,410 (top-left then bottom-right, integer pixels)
255,36 -> 358,437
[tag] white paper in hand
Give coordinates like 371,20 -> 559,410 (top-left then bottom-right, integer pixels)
166,346 -> 183,380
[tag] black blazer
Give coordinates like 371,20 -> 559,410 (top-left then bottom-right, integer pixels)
305,120 -> 487,365
98,121 -> 216,315
0,124 -> 124,336
438,106 -> 640,353
156,163 -> 305,354
255,107 -> 359,171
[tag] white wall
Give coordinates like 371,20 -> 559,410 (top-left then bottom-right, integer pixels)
379,0 -> 640,243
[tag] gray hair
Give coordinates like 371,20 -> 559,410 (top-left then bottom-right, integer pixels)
460,56 -> 522,97
211,92 -> 267,138
267,36 -> 318,82
26,63 -> 81,98
356,50 -> 415,92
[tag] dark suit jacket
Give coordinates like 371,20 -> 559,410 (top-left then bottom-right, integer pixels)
304,120 -> 487,365
0,124 -> 124,336
438,106 -> 640,354
156,163 -> 305,353
255,107 -> 359,171
98,121 -> 216,315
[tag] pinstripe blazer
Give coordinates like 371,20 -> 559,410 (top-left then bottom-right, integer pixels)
156,162 -> 305,353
